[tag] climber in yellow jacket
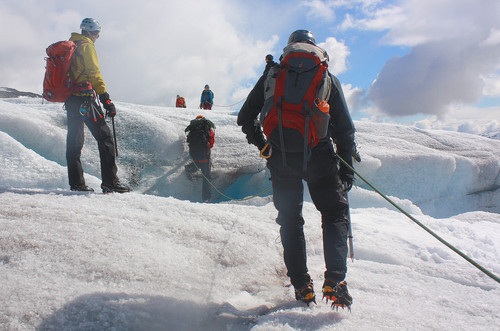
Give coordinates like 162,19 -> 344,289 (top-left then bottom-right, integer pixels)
68,31 -> 106,96
64,18 -> 130,194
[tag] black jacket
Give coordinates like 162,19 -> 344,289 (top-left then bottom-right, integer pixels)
263,60 -> 277,75
237,65 -> 356,174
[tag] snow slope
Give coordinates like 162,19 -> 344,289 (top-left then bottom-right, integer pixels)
1,97 -> 499,330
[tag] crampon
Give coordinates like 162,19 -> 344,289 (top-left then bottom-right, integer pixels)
294,280 -> 316,305
322,280 -> 352,311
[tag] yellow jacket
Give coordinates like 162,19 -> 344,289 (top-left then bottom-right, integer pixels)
69,33 -> 106,95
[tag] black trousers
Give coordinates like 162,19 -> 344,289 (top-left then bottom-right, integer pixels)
267,140 -> 349,288
189,144 -> 212,202
65,95 -> 118,187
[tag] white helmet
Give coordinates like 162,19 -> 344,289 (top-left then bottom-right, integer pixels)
80,18 -> 101,33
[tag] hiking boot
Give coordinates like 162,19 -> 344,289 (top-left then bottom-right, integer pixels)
322,280 -> 352,310
70,185 -> 94,192
101,182 -> 130,194
294,280 -> 316,305
185,163 -> 197,180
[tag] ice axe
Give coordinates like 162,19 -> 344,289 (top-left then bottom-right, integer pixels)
112,116 -> 118,157
347,193 -> 354,261
346,143 -> 361,261
95,92 -> 118,158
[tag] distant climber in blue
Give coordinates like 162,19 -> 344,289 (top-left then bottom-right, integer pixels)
200,84 -> 214,110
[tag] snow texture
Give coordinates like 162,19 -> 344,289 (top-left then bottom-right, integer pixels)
1,97 -> 499,330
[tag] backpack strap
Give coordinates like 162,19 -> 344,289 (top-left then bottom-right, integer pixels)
302,100 -> 310,171
70,40 -> 91,94
276,96 -> 287,167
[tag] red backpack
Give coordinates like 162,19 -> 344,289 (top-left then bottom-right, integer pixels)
260,43 -> 332,168
176,97 -> 186,107
42,40 -> 85,102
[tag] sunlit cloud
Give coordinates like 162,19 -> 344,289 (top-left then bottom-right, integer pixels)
301,0 -> 336,21
330,0 -> 500,117
0,0 -> 280,107
317,37 -> 350,75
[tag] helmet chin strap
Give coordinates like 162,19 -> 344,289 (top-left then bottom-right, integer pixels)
81,30 -> 99,42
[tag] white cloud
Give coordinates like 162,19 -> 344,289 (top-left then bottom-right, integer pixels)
301,0 -> 336,21
336,0 -> 496,47
96,1 -> 280,106
0,4 -> 81,91
380,0 -> 496,47
340,5 -> 405,33
335,0 -> 500,117
317,37 -> 350,75
482,72 -> 500,97
413,104 -> 500,137
0,1 -> 280,107
482,28 -> 500,46
340,83 -> 364,113
367,38 -> 500,117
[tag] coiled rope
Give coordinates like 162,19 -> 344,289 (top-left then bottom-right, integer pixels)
337,155 -> 500,284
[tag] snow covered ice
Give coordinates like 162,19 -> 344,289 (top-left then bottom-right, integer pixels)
1,97 -> 499,330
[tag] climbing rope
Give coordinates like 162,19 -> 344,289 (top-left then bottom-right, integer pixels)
189,158 -> 272,202
337,155 -> 500,284
212,98 -> 246,108
188,148 -> 499,283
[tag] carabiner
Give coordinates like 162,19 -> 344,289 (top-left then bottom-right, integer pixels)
260,143 -> 272,159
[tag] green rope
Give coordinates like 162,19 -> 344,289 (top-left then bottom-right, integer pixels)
337,155 -> 500,284
189,158 -> 272,202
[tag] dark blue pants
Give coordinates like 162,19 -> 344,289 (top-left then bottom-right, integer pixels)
267,140 -> 349,288
65,95 -> 118,187
189,144 -> 212,202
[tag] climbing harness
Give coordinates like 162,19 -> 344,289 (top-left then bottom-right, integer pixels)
337,155 -> 500,284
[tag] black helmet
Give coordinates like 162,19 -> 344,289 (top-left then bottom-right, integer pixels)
287,30 -> 316,45
266,54 -> 273,61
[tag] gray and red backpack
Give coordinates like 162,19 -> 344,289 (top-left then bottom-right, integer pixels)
260,42 -> 332,168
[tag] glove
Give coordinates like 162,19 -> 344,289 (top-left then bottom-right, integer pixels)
104,102 -> 116,118
99,93 -> 116,118
339,173 -> 354,192
254,133 -> 267,152
338,153 -> 354,192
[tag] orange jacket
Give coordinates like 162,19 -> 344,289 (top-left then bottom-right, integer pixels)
176,97 -> 186,107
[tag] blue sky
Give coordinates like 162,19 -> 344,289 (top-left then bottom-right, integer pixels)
1,0 -> 499,124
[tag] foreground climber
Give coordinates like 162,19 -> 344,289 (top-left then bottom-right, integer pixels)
237,30 -> 355,309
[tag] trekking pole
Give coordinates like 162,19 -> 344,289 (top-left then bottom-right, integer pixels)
112,117 -> 118,157
95,91 -> 118,158
339,145 -> 360,262
347,144 -> 361,262
347,194 -> 354,262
